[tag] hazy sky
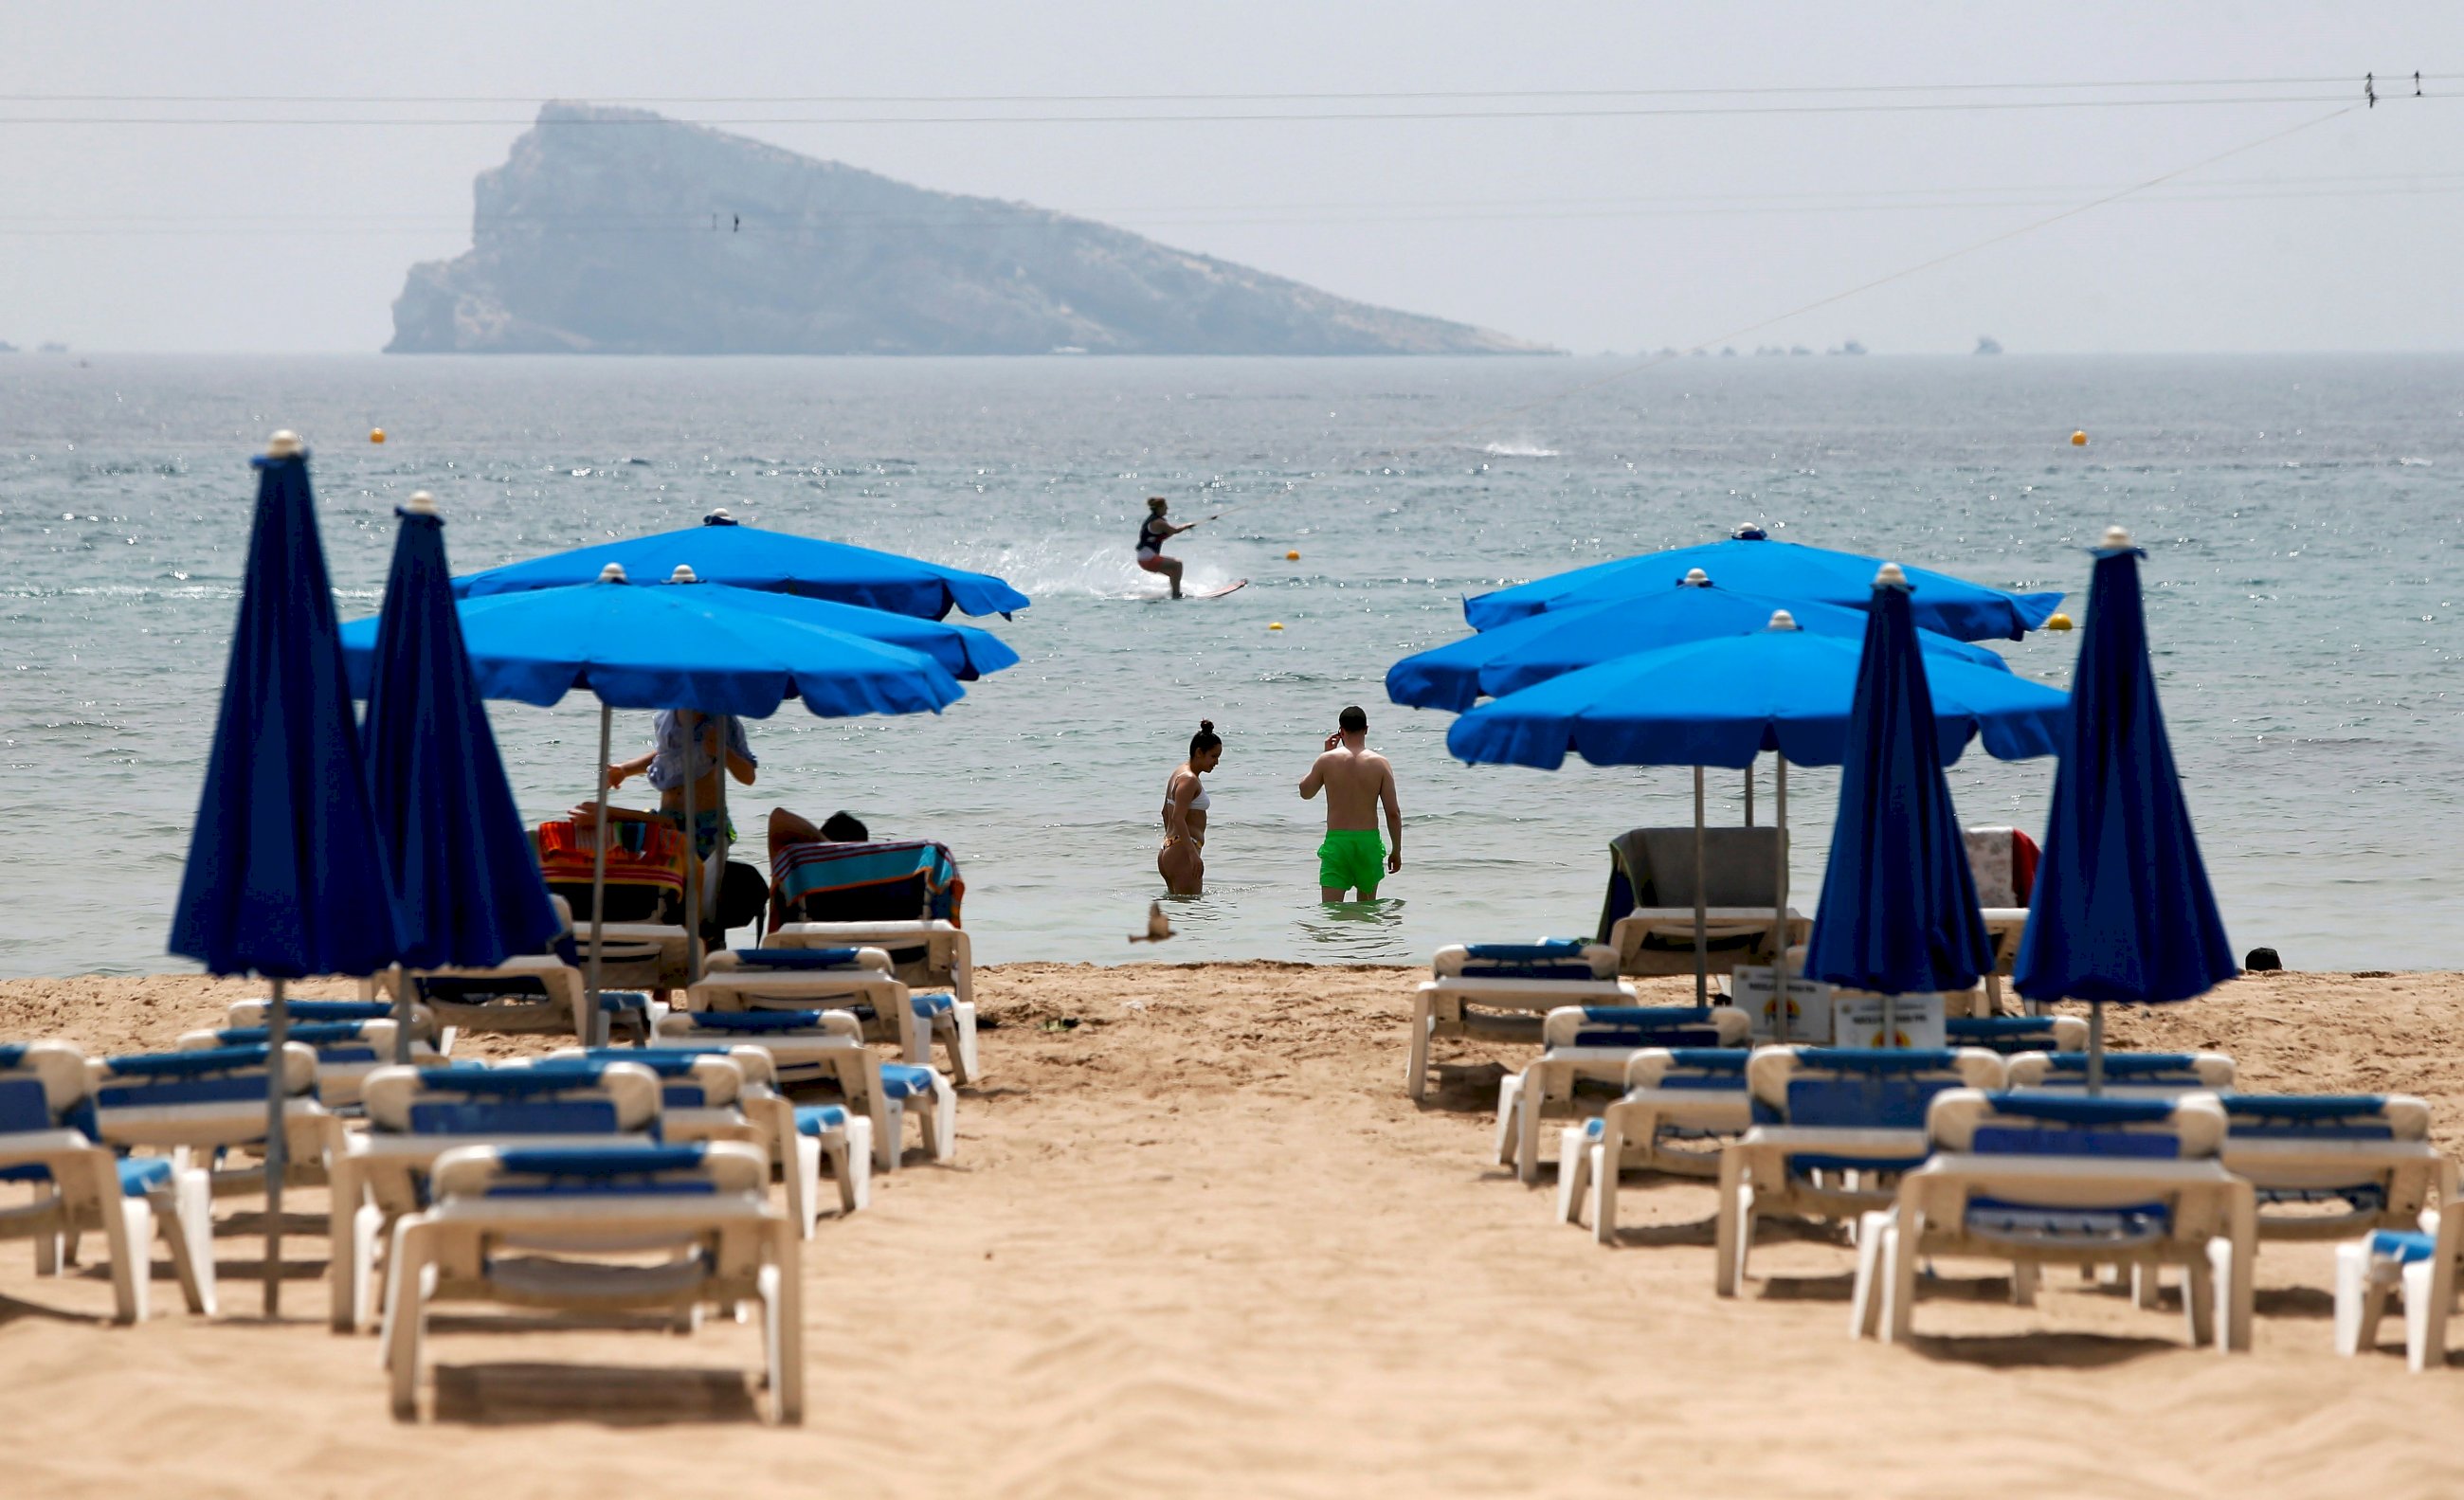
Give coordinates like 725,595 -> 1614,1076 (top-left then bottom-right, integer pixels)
4,2 -> 2459,353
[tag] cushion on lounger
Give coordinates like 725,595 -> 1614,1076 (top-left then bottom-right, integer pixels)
1964,1197 -> 2171,1246
878,1064 -> 938,1101
685,1009 -> 835,1032
2369,1229 -> 2439,1264
733,948 -> 863,970
793,1105 -> 850,1136
115,1157 -> 173,1197
1464,940 -> 1586,962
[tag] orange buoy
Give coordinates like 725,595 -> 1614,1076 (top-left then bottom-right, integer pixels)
1285,550 -> 1300,561
2070,429 -> 2088,447
370,427 -> 387,444
2045,612 -> 2075,631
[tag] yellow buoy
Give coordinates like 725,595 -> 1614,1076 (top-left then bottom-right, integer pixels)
1285,550 -> 1300,561
369,427 -> 387,443
2045,612 -> 2075,631
1268,622 -> 1285,631
2070,429 -> 2088,447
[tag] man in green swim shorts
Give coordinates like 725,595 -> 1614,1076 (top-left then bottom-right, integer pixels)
1298,704 -> 1404,901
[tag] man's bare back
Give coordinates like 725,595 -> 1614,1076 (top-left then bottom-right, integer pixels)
1298,707 -> 1402,900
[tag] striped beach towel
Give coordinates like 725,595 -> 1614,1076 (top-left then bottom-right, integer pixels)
534,819 -> 687,917
769,839 -> 964,931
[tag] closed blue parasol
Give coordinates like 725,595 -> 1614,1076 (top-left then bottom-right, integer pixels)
1803,567 -> 1995,1022
1462,525 -> 2063,642
2016,529 -> 2236,1089
168,432 -> 401,1313
453,509 -> 1030,620
1388,568 -> 2008,714
361,493 -> 563,1052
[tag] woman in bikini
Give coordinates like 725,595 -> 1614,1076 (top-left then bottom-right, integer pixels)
1135,496 -> 1201,599
1158,720 -> 1223,895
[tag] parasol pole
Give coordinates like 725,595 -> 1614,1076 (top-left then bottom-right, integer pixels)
2087,1003 -> 2106,1096
682,714 -> 700,996
262,975 -> 287,1315
585,701 -> 612,1046
1693,765 -> 1708,1007
1772,753 -> 1790,1041
1743,759 -> 1753,826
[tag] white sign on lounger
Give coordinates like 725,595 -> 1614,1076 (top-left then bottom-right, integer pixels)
1828,993 -> 1948,1050
1731,966 -> 1837,1043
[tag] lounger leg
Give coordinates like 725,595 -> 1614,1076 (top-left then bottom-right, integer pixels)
2409,1255 -> 2455,1372
102,1183 -> 150,1326
381,1222 -> 433,1420
2334,1241 -> 2388,1356
786,1133 -> 821,1238
1514,1080 -> 1547,1187
32,1218 -> 62,1277
160,1167 -> 217,1316
947,1004 -> 979,1085
2223,1185 -> 2257,1354
1493,1074 -> 1524,1168
1713,1151 -> 1748,1296
836,1119 -> 873,1213
2131,1264 -> 2161,1310
1555,1128 -> 1591,1226
1405,999 -> 1433,1103
874,1099 -> 901,1173
1885,1211 -> 1919,1344
329,1158 -> 364,1332
1850,1210 -> 1890,1339
2010,1260 -> 2039,1308
768,1219 -> 805,1424
926,1077 -> 956,1163
351,1202 -> 383,1332
2188,1249 -> 2218,1349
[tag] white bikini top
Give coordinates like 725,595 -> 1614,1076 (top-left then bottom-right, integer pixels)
1168,768 -> 1210,813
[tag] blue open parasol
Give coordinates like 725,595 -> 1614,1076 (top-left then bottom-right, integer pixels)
168,432 -> 402,1313
1462,525 -> 2063,642
1449,607 -> 2064,1006
649,567 -> 1019,680
1389,567 -> 2008,714
361,492 -> 564,1057
1803,566 -> 1996,1039
452,508 -> 1030,621
2015,529 -> 2236,1091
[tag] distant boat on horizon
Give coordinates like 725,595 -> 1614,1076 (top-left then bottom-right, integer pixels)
1975,335 -> 2004,355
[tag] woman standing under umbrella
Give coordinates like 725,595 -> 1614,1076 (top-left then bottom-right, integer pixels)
1159,721 -> 1223,895
607,710 -> 758,859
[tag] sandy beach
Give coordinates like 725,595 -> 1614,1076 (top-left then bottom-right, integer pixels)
3,963 -> 2461,1498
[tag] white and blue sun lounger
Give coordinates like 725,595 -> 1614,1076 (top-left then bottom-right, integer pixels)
1605,909 -> 1809,982
329,1060 -> 664,1332
1408,942 -> 1634,1104
1851,1090 -> 2256,1352
2219,1093 -> 2442,1245
380,1142 -> 802,1424
654,1010 -> 954,1173
1559,1047 -> 1756,1238
1716,1046 -> 2006,1296
1943,1015 -> 2088,1056
226,998 -> 455,1057
179,1020 -> 442,1111
2333,1147 -> 2464,1372
1495,1004 -> 1749,1184
693,947 -> 973,1082
542,1046 -> 871,1234
0,1041 -> 216,1322
773,919 -> 978,1064
398,954 -> 661,1046
87,1041 -> 337,1194
2003,1050 -> 2236,1097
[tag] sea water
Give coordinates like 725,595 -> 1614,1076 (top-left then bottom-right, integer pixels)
1,353 -> 2455,977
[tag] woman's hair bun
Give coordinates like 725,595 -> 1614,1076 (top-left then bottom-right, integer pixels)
1199,719 -> 1214,734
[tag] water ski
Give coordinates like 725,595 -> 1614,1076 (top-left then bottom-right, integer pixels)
1187,579 -> 1248,600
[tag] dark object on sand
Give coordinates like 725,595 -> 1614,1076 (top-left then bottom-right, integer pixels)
2245,947 -> 2283,972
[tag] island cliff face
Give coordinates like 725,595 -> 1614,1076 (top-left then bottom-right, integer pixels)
389,103 -> 1549,356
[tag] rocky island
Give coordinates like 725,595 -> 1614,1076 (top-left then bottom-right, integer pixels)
389,102 -> 1549,356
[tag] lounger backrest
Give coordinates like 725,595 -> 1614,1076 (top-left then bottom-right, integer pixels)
360,1062 -> 661,1135
85,1043 -> 319,1147
226,998 -> 445,1043
1541,1005 -> 1748,1050
538,1049 -> 743,1111
0,1041 -> 93,1133
1930,1089 -> 2226,1160
181,1020 -> 399,1064
2219,1093 -> 2429,1142
639,1043 -> 780,1091
705,946 -> 895,976
1432,941 -> 1616,983
2004,1051 -> 2235,1093
427,1141 -> 769,1202
1626,1046 -> 1752,1092
1748,1046 -> 2005,1127
1943,1016 -> 2090,1055
654,1009 -> 864,1043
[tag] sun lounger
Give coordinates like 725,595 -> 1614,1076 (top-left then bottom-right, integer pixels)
653,1010 -> 954,1173
695,945 -> 971,1083
2003,1051 -> 2236,1096
179,1020 -> 442,1111
1944,1015 -> 2088,1055
770,922 -> 980,1080
1716,1045 -> 2006,1295
329,1061 -> 665,1332
1965,908 -> 2032,1018
1495,1005 -> 1749,1184
2333,1148 -> 2464,1371
1851,1090 -> 2256,1352
226,998 -> 455,1057
1558,1047 -> 1756,1237
541,1046 -> 870,1234
2219,1093 -> 2442,1245
1407,941 -> 1634,1103
1607,909 -> 1811,982
380,1142 -> 802,1423
0,1041 -> 216,1322
398,955 -> 662,1045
